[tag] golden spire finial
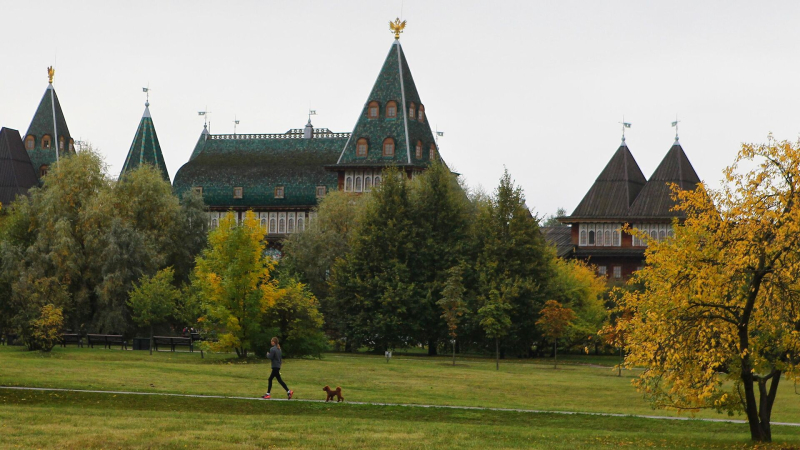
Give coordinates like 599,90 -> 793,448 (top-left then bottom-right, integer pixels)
47,66 -> 55,84
389,18 -> 406,40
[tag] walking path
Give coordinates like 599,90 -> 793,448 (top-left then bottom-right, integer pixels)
2,385 -> 799,427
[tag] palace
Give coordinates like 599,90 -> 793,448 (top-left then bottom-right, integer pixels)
555,137 -> 701,281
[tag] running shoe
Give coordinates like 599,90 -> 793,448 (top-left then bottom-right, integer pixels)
288,390 -> 294,399
261,393 -> 271,399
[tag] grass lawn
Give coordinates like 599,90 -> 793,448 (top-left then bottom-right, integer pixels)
2,346 -> 800,448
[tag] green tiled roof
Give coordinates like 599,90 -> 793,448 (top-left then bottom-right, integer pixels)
173,133 -> 346,208
25,84 -> 74,176
120,103 -> 169,181
336,41 -> 438,168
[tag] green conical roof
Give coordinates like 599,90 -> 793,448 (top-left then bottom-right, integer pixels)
120,103 -> 169,181
336,40 -> 438,168
24,83 -> 74,176
189,124 -> 210,161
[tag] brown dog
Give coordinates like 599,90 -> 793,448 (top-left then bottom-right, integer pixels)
323,385 -> 344,402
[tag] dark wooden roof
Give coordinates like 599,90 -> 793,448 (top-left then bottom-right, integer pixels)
541,226 -> 573,257
567,142 -> 647,219
0,127 -> 38,206
628,141 -> 700,218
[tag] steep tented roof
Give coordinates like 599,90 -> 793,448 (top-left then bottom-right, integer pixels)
190,124 -> 210,161
0,128 -> 39,206
120,103 -> 169,181
173,133 -> 346,208
335,40 -> 438,168
25,84 -> 74,175
568,142 -> 647,219
628,141 -> 701,218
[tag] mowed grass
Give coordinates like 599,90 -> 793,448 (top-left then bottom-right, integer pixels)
2,389 -> 800,449
3,346 -> 800,448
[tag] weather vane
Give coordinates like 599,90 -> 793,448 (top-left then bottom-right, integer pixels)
671,116 -> 680,141
619,117 -> 631,142
389,18 -> 407,40
142,85 -> 150,106
47,66 -> 55,84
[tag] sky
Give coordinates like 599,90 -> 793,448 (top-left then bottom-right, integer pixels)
3,1 -> 800,218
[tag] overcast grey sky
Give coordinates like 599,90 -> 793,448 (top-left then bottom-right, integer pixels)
3,1 -> 800,217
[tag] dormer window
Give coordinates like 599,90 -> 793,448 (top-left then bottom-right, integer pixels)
356,138 -> 368,157
68,139 -> 75,152
368,101 -> 380,119
418,104 -> 425,122
415,141 -> 422,159
316,186 -> 326,198
25,135 -> 34,150
193,186 -> 203,195
383,138 -> 395,157
42,135 -> 52,149
409,102 -> 416,119
233,187 -> 243,199
386,101 -> 397,118
59,137 -> 65,150
429,144 -> 436,160
39,165 -> 49,178
275,186 -> 285,199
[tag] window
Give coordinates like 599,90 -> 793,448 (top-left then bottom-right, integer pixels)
25,135 -> 34,150
211,218 -> 218,229
613,266 -> 622,279
355,177 -> 362,192
193,186 -> 203,195
39,165 -> 49,178
386,101 -> 397,118
269,219 -> 276,234
279,218 -> 286,233
597,229 -> 604,246
233,187 -> 243,199
316,186 -> 326,198
409,102 -> 416,119
668,229 -> 674,239
579,230 -> 587,246
588,230 -> 595,245
59,137 -> 65,150
415,141 -> 422,159
374,176 -> 382,187
418,104 -> 425,121
650,230 -> 657,241
604,231 -> 611,247
659,230 -> 666,241
42,135 -> 51,149
429,144 -> 436,160
69,139 -> 74,152
364,176 -> 372,191
275,186 -> 284,199
612,230 -> 620,246
383,138 -> 395,157
356,138 -> 368,157
298,217 -> 304,231
368,101 -> 379,119
260,219 -> 267,230
597,266 -> 607,276
288,218 -> 295,233
345,177 -> 352,191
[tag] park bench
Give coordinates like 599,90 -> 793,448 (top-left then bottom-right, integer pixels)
87,334 -> 128,350
152,336 -> 194,352
60,333 -> 83,348
1,333 -> 19,346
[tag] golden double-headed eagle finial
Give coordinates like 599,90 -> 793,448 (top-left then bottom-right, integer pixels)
389,18 -> 406,40
47,66 -> 55,84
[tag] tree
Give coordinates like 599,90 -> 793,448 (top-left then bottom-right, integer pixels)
128,267 -> 180,355
536,300 -> 576,369
548,258 -> 607,353
542,207 -> 567,227
260,275 -> 328,358
479,282 -> 514,370
616,137 -> 800,442
437,265 -> 468,365
30,304 -> 64,353
193,211 -> 282,358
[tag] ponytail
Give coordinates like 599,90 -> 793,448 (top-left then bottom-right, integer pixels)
272,337 -> 281,349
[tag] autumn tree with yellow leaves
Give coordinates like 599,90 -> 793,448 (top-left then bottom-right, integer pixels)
616,137 -> 800,442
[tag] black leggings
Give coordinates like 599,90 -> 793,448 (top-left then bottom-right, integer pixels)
268,368 -> 289,393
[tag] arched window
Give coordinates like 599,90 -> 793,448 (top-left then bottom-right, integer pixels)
429,144 -> 436,160
415,141 -> 422,159
374,176 -> 382,187
355,177 -> 362,192
261,219 -> 267,230
597,230 -> 604,246
279,219 -> 286,233
368,101 -> 380,119
386,101 -> 397,118
69,139 -> 74,152
211,219 -> 218,229
288,218 -> 295,233
25,135 -> 34,150
59,136 -> 65,150
408,102 -> 416,119
39,165 -> 49,178
383,138 -> 395,157
365,176 -> 372,191
356,138 -> 368,157
588,230 -> 595,245
269,219 -> 276,234
298,217 -> 304,231
650,230 -> 658,241
579,230 -> 587,246
42,135 -> 52,149
668,229 -> 674,239
659,230 -> 666,241
418,104 -> 425,122
612,230 -> 620,246
604,231 -> 611,246
345,177 -> 353,191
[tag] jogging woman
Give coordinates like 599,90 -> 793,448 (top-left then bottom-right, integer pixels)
262,337 -> 293,399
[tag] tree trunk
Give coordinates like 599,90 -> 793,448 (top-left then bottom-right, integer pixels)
428,339 -> 437,356
495,338 -> 499,371
553,340 -> 557,369
149,324 -> 153,356
618,347 -> 622,377
452,339 -> 456,366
